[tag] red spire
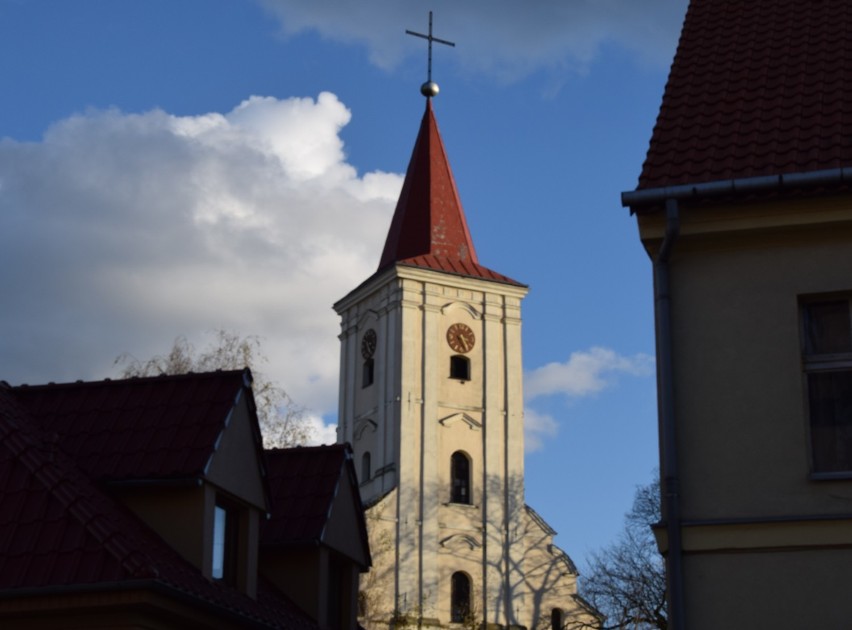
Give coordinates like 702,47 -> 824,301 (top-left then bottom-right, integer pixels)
378,100 -> 521,285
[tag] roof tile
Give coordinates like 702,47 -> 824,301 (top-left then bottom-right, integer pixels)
377,100 -> 524,287
12,371 -> 247,482
639,0 -> 852,190
262,445 -> 347,546
0,382 -> 316,629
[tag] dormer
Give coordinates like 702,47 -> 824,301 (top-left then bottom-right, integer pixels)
260,444 -> 372,630
12,369 -> 270,598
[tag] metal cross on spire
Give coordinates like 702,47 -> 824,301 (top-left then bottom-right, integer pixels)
406,11 -> 455,98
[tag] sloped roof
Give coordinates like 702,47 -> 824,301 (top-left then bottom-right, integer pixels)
378,99 -> 522,287
12,370 -> 254,483
0,385 -> 315,629
638,0 -> 852,191
262,444 -> 368,557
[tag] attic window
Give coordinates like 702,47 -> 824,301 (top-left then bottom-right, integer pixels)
213,502 -> 239,584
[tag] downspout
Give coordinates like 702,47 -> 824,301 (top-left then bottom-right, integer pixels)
654,198 -> 685,630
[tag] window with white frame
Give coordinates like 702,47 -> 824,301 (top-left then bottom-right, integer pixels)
212,501 -> 239,584
802,297 -> 852,473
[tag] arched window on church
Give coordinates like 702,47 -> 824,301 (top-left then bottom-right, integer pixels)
450,355 -> 470,381
451,571 -> 471,623
362,358 -> 374,388
551,608 -> 564,630
450,451 -> 471,504
361,452 -> 371,483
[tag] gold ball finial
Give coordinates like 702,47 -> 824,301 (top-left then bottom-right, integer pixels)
421,81 -> 440,98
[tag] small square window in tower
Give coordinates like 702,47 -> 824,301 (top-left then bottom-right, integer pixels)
802,298 -> 852,473
450,355 -> 470,381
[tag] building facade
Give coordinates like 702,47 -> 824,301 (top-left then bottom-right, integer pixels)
335,98 -> 596,629
623,1 -> 852,628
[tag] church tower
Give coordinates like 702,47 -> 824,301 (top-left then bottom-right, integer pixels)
334,90 -> 595,630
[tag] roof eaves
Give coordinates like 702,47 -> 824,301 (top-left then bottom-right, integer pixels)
623,166 -> 852,213
0,579 -> 316,630
524,504 -> 557,536
396,260 -> 527,289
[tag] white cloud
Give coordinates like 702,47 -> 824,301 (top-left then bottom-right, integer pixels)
525,347 -> 655,401
523,347 -> 654,452
305,413 -> 339,446
256,0 -> 688,81
524,408 -> 559,454
0,93 -> 403,431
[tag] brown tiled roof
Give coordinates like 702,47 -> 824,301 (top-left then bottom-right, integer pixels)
13,370 -> 253,482
262,444 -> 364,550
638,0 -> 852,191
377,100 -> 523,287
0,385 -> 315,629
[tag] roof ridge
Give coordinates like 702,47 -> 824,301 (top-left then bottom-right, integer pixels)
13,368 -> 248,391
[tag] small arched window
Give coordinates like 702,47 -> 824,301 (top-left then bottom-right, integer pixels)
361,452 -> 371,483
450,355 -> 470,381
362,359 -> 374,388
451,571 -> 471,623
450,451 -> 471,504
551,608 -> 564,630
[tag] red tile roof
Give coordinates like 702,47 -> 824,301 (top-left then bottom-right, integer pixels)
378,100 -> 523,287
638,0 -> 852,191
262,444 -> 368,561
13,370 -> 255,483
0,384 -> 315,629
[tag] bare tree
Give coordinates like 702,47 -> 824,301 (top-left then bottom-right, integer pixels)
578,475 -> 666,630
115,330 -> 314,447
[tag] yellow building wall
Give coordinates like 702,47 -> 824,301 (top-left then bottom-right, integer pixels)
638,195 -> 852,629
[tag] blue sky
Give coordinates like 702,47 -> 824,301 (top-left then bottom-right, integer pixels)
0,0 -> 687,571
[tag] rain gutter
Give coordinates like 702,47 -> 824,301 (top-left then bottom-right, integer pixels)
620,166 -> 852,630
621,166 -> 852,210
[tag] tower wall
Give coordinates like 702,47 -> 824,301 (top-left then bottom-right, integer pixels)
335,265 -> 530,627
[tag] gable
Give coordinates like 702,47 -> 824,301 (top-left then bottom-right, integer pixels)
438,412 -> 481,431
322,461 -> 371,569
205,391 -> 267,510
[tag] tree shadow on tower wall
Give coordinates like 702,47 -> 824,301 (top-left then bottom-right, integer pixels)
358,473 -> 601,630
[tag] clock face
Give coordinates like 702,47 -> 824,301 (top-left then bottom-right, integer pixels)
361,329 -> 377,359
446,323 -> 475,354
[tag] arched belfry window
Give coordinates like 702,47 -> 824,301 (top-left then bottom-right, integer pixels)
362,359 -> 374,388
451,571 -> 471,623
361,452 -> 371,483
450,355 -> 470,381
361,328 -> 376,388
450,451 -> 471,504
551,608 -> 564,630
